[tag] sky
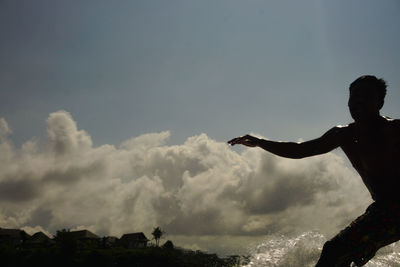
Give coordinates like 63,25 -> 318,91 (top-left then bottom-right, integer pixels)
1,0 -> 400,255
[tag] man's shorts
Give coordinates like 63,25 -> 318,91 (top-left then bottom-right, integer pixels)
329,201 -> 400,266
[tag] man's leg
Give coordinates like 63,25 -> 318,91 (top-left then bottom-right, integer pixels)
316,202 -> 400,267
315,205 -> 374,267
315,236 -> 353,267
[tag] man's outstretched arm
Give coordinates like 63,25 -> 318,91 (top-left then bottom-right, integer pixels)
228,126 -> 344,159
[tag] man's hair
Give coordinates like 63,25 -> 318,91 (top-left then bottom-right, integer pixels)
349,75 -> 387,102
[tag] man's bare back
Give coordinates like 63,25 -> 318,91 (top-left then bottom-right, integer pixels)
228,75 -> 400,266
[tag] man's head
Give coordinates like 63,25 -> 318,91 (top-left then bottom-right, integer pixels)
348,75 -> 387,122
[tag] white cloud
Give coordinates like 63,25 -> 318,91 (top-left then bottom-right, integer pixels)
0,111 -> 372,254
0,117 -> 12,139
46,110 -> 92,155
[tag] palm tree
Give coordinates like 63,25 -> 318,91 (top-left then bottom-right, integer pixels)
151,227 -> 164,246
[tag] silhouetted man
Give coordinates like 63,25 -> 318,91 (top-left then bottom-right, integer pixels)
228,75 -> 400,266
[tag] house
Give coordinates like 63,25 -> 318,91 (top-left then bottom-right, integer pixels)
0,228 -> 31,246
66,230 -> 100,240
119,232 -> 149,248
56,229 -> 101,248
25,231 -> 54,247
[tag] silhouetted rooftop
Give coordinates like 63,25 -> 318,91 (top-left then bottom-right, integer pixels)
120,232 -> 149,241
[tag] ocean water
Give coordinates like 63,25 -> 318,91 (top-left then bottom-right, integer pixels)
242,232 -> 400,267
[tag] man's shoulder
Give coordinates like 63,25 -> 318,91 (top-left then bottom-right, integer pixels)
383,116 -> 400,124
322,124 -> 352,139
328,123 -> 353,133
331,117 -> 400,130
383,117 -> 400,132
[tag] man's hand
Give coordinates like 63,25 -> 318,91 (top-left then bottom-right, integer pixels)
227,135 -> 260,147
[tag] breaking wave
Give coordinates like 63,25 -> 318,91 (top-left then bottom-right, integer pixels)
242,231 -> 400,267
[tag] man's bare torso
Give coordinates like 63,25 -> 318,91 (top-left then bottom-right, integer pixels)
339,116 -> 400,201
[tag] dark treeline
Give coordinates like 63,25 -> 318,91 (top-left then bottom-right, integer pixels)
0,245 -> 245,267
0,228 -> 248,267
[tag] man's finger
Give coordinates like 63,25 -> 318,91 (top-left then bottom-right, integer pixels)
227,138 -> 236,144
228,137 -> 241,144
230,139 -> 242,145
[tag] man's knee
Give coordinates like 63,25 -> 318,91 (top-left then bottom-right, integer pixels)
318,240 -> 338,262
316,240 -> 352,267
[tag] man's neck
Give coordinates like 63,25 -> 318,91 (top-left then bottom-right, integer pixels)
354,114 -> 383,130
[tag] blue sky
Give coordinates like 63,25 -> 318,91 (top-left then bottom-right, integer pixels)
1,0 -> 400,255
2,0 -> 400,147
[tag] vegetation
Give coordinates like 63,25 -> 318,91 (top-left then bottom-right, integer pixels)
0,227 -> 249,266
151,226 -> 164,247
0,244 -> 244,267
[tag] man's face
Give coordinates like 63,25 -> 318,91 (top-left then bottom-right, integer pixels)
348,83 -> 382,122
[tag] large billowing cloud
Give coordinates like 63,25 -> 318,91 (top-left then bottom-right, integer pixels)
0,111 -> 372,254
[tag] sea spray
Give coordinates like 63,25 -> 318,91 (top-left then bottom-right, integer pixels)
367,243 -> 400,267
242,231 -> 324,267
242,231 -> 400,267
